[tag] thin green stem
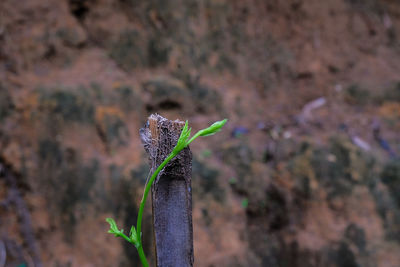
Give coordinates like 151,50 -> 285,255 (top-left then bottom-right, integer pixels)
137,244 -> 149,267
136,153 -> 176,243
119,233 -> 133,244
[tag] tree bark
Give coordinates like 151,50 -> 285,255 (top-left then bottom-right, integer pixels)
140,114 -> 194,267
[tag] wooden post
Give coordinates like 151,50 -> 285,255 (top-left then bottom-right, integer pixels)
140,114 -> 194,267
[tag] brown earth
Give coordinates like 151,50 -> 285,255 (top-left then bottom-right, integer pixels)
0,0 -> 400,266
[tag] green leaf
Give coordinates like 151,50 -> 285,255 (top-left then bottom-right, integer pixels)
186,119 -> 228,145
106,218 -> 123,236
198,119 -> 227,137
173,120 -> 191,154
106,218 -> 117,231
129,226 -> 139,247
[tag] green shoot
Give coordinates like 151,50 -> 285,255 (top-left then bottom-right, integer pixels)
106,118 -> 227,267
106,218 -> 136,245
187,119 -> 227,145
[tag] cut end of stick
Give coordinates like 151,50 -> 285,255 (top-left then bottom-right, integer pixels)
148,114 -> 186,145
149,114 -> 159,146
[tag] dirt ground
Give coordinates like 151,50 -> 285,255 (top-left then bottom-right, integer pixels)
1,0 -> 400,266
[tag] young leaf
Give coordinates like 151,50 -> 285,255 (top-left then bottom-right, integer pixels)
129,226 -> 139,247
198,119 -> 227,137
106,218 -> 123,236
186,119 -> 228,145
173,121 -> 191,154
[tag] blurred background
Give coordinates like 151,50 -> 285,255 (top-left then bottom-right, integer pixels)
0,0 -> 400,266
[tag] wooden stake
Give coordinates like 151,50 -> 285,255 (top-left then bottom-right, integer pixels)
140,114 -> 194,267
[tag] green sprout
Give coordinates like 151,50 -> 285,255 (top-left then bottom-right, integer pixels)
106,118 -> 227,267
